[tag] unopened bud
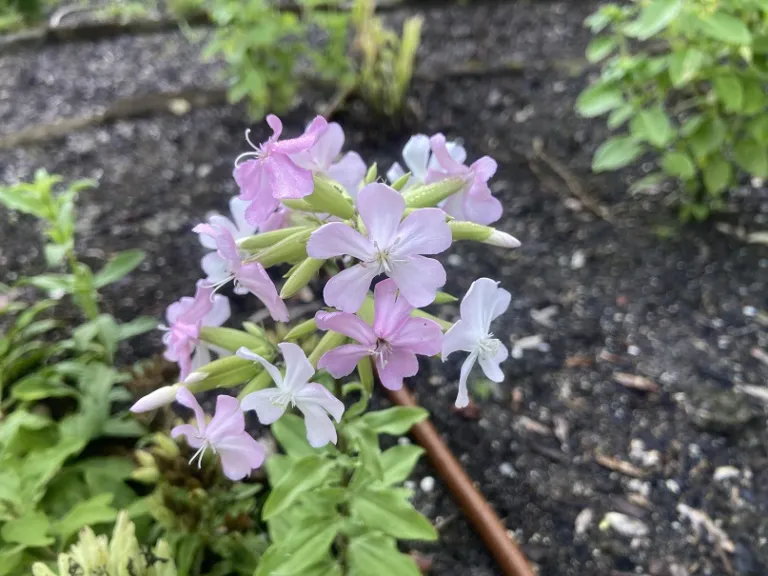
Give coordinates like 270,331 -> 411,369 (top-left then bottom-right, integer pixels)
130,384 -> 180,413
283,317 -> 318,341
152,433 -> 180,459
280,258 -> 326,298
253,228 -> 313,268
199,326 -> 268,353
402,177 -> 466,208
238,226 -> 313,252
308,329 -> 348,367
185,354 -> 268,392
486,229 -> 521,248
449,221 -> 521,249
135,450 -> 156,468
434,291 -> 458,304
130,467 -> 160,484
365,163 -> 378,185
391,171 -> 412,191
304,176 -> 355,219
237,369 -> 275,400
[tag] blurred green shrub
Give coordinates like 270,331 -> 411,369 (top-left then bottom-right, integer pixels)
577,0 -> 768,221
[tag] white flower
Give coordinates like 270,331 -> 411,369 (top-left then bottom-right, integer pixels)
199,196 -> 257,281
441,278 -> 511,408
386,134 -> 466,189
237,343 -> 345,447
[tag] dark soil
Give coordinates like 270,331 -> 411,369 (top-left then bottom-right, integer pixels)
3,1 -> 768,575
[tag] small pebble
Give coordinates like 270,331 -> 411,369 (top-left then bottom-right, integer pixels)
570,250 -> 586,269
743,306 -> 757,317
600,512 -> 649,538
627,345 -> 641,356
447,254 -> 463,266
574,508 -> 593,536
714,465 -> 740,482
420,476 -> 435,493
666,479 -> 681,494
499,462 -> 515,477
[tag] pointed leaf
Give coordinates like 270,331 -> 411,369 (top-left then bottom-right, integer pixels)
93,250 -> 145,288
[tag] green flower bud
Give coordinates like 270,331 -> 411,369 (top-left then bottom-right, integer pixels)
135,449 -> 156,468
242,321 -> 268,340
308,329 -> 348,367
238,226 -> 313,252
130,467 -> 160,484
283,317 -> 318,341
280,257 -> 326,298
434,291 -> 458,304
402,177 -> 466,208
304,176 -> 356,219
185,352 -> 274,392
237,369 -> 274,400
199,326 -> 269,353
151,433 -> 180,459
250,228 -> 313,268
448,221 -> 520,248
365,163 -> 378,184
391,171 -> 412,191
281,198 -> 316,212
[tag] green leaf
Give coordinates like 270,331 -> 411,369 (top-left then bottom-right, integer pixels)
680,115 -> 704,138
734,139 -> 768,178
713,74 -> 743,113
262,456 -> 335,520
607,104 -> 635,129
623,0 -> 682,40
741,79 -> 766,115
661,151 -> 696,179
668,48 -> 707,87
93,250 -> 145,288
350,488 -> 438,541
1,512 -> 53,547
630,106 -> 674,147
629,173 -> 666,195
357,356 -> 374,398
698,11 -> 752,45
11,374 -> 75,402
703,155 -> 733,195
271,413 -> 321,459
0,545 -> 26,576
53,493 -> 117,543
360,407 -> 429,435
348,426 -> 383,482
689,117 -> 726,159
592,137 -> 644,172
100,417 -> 145,438
348,533 -> 422,576
379,445 -> 424,486
576,84 -> 624,118
586,36 -> 618,63
117,316 -> 157,340
270,522 -> 340,576
749,116 -> 768,145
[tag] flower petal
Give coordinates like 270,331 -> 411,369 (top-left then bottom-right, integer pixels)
200,253 -> 230,285
176,281 -> 215,324
170,424 -> 205,448
328,151 -> 367,196
236,263 -> 290,322
471,156 -> 497,182
315,311 -> 376,345
294,383 -> 345,422
317,344 -> 372,378
244,192 -> 281,226
189,344 -> 211,373
460,278 -> 511,334
272,116 -> 328,155
206,395 -> 245,444
441,319 -> 477,360
307,222 -> 373,261
478,343 -> 508,383
376,348 -> 419,390
240,388 -> 287,424
236,347 -> 284,389
456,351 -> 478,408
194,223 -> 241,266
278,342 -> 315,392
386,162 -> 407,186
372,278 -> 412,340
357,183 -> 405,248
391,207 -> 452,257
463,187 -> 503,225
265,155 -> 315,200
234,159 -> 270,202
392,317 -> 443,356
311,122 -> 345,169
297,402 -> 337,447
322,263 -> 378,313
401,134 -> 431,181
203,294 -> 231,327
430,133 -> 467,175
388,255 -> 446,308
217,433 -> 265,480
175,388 -> 206,434
229,196 -> 257,237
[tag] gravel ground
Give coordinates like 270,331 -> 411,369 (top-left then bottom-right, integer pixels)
2,1 -> 768,575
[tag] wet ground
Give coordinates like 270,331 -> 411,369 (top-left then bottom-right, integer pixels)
2,1 -> 768,574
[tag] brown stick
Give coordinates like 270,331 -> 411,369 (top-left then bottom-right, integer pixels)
385,385 -> 535,576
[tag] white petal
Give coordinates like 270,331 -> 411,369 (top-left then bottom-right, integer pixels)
229,196 -> 257,237
297,401 -> 338,447
441,320 -> 477,360
236,347 -> 284,389
455,351 -> 478,408
478,343 -> 508,383
460,278 -> 511,334
357,183 -> 405,249
401,135 -> 431,181
278,342 -> 315,392
240,388 -> 287,425
203,294 -> 231,327
294,383 -> 345,422
190,344 -> 211,373
386,162 -> 406,184
201,252 -> 230,284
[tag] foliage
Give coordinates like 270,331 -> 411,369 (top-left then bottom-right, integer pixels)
31,511 -> 177,576
577,0 -> 768,220
0,0 -> 43,31
0,172 -> 155,574
198,0 -> 354,119
130,433 -> 269,576
351,0 -> 423,118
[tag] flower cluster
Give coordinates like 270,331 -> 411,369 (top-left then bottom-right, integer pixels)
131,115 -> 518,481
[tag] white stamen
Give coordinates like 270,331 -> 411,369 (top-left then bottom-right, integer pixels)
188,442 -> 208,468
477,334 -> 501,360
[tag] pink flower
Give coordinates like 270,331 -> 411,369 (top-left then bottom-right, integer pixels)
442,278 -> 510,408
171,388 -> 265,481
161,281 -> 231,381
316,279 -> 443,390
199,196 -> 257,275
306,183 -> 452,313
386,134 -> 466,189
426,133 -> 502,225
238,343 -> 345,448
260,205 -> 290,232
291,122 -> 367,198
193,222 -> 289,322
233,115 -> 328,225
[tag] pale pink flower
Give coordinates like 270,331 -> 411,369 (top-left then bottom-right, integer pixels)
442,278 -> 511,408
426,133 -> 502,225
291,122 -> 367,198
193,222 -> 289,322
233,115 -> 328,225
199,196 -> 257,274
306,183 -> 452,313
316,279 -> 443,390
161,280 -> 231,381
238,343 -> 345,448
260,205 -> 291,232
171,388 -> 265,481
386,134 -> 466,189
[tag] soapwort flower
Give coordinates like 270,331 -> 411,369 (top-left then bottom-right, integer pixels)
386,133 -> 466,189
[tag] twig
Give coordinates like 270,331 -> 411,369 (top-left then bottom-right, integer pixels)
529,137 -> 615,224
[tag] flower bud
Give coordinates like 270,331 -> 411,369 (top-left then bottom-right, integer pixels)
135,449 -> 156,468
130,384 -> 180,413
304,176 -> 356,219
365,162 -> 378,185
237,369 -> 274,400
402,177 -> 466,208
242,321 -> 268,340
253,228 -> 313,268
308,329 -> 348,367
130,467 -> 160,484
434,291 -> 458,304
283,317 -> 318,341
238,226 -> 313,252
199,326 -> 269,353
391,171 -> 411,191
448,221 -> 520,248
185,354 -> 269,392
280,257 -> 326,298
152,433 -> 181,459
